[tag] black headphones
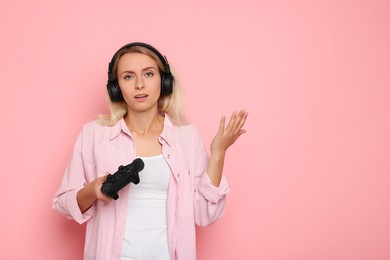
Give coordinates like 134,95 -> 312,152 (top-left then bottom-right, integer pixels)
106,42 -> 174,102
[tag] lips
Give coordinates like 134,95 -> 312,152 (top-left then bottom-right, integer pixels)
134,94 -> 148,101
135,94 -> 148,98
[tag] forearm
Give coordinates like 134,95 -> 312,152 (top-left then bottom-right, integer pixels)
207,151 -> 226,187
207,110 -> 247,186
76,184 -> 98,213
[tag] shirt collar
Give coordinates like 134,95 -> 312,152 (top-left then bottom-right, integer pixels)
108,114 -> 175,146
109,118 -> 131,140
160,114 -> 174,146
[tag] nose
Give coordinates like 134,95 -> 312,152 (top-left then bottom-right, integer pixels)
135,77 -> 144,90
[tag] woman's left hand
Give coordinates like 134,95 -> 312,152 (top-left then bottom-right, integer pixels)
210,109 -> 248,155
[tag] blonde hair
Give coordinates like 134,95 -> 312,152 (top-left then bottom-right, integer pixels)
99,45 -> 187,126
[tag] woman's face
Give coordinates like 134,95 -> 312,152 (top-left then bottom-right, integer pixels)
116,52 -> 161,113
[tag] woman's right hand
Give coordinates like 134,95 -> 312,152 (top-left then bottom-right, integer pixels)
92,175 -> 113,202
77,174 -> 112,213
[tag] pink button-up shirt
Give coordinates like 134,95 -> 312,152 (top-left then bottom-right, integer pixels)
52,115 -> 230,260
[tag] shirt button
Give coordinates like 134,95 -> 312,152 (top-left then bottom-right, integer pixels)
167,154 -> 170,158
177,173 -> 180,177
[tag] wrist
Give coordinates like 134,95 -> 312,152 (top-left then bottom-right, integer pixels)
210,149 -> 226,160
77,182 -> 98,212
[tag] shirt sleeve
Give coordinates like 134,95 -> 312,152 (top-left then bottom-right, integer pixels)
193,129 -> 230,227
52,129 -> 95,224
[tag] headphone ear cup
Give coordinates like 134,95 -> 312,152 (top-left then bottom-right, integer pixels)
107,80 -> 124,102
161,72 -> 174,95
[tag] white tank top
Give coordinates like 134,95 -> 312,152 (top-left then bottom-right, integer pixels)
121,154 -> 171,260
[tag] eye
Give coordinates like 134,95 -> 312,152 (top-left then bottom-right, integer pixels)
123,74 -> 134,80
145,71 -> 154,77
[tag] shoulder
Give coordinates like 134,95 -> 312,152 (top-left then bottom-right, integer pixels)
78,118 -> 121,142
82,119 -> 101,130
163,115 -> 201,139
171,123 -> 204,146
80,119 -> 105,136
81,118 -> 121,131
164,115 -> 207,152
178,123 -> 200,134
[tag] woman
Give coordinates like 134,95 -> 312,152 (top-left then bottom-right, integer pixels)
53,42 -> 248,260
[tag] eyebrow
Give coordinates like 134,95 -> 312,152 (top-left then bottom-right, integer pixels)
119,66 -> 158,74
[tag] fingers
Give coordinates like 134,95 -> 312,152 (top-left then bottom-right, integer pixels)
225,110 -> 248,135
225,111 -> 237,134
95,174 -> 113,202
218,115 -> 226,133
235,110 -> 248,134
101,193 -> 113,202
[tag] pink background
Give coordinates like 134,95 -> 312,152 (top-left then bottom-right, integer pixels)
1,0 -> 389,259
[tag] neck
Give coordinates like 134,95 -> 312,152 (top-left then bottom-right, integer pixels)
124,110 -> 164,135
